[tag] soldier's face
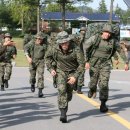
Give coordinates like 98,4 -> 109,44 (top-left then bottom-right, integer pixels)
35,37 -> 43,44
4,37 -> 11,42
80,30 -> 86,35
60,42 -> 70,51
101,32 -> 111,40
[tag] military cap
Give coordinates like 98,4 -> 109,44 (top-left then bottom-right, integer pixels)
35,32 -> 46,40
4,33 -> 12,39
102,24 -> 113,33
56,31 -> 70,44
80,27 -> 87,31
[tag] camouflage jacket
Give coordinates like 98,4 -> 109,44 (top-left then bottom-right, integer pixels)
45,44 -> 85,79
24,39 -> 47,62
70,33 -> 85,52
84,34 -> 129,64
0,43 -> 17,62
23,34 -> 34,47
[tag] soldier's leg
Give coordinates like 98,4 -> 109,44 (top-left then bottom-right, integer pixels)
57,72 -> 68,123
0,63 -> 5,91
4,63 -> 12,88
77,70 -> 85,94
88,67 -> 99,98
29,64 -> 36,92
37,62 -> 45,97
98,66 -> 110,113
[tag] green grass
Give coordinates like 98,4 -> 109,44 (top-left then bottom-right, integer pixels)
13,37 -> 23,50
15,50 -> 29,67
12,37 -> 28,67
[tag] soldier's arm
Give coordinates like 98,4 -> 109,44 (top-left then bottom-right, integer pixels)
24,41 -> 32,57
0,40 -> 14,55
113,52 -> 119,60
73,47 -> 85,79
45,46 -> 56,72
116,43 -> 129,64
0,44 -> 7,55
12,46 -> 17,59
84,35 -> 96,62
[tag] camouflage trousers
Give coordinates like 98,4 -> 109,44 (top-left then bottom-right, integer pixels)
88,59 -> 111,101
29,60 -> 45,88
0,62 -> 12,85
56,70 -> 75,109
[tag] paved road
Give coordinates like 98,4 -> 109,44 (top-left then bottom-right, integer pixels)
0,67 -> 130,130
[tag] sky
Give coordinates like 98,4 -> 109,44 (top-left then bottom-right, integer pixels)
88,0 -> 128,11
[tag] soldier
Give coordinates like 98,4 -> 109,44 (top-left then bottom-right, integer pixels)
24,32 -> 47,97
45,31 -> 84,123
69,27 -> 86,94
0,33 -> 17,91
85,23 -> 129,113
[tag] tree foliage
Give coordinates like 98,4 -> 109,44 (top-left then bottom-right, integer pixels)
98,0 -> 108,13
45,3 -> 79,12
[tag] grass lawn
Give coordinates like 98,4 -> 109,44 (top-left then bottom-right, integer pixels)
15,50 -> 29,67
13,37 -> 28,67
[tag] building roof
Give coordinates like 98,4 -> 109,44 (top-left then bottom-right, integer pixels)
41,12 -> 120,22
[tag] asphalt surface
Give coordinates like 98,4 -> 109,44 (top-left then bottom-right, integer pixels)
0,67 -> 130,130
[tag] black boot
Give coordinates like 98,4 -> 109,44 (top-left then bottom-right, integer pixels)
31,84 -> 35,92
1,85 -> 5,91
4,80 -> 8,88
77,86 -> 83,94
38,88 -> 43,98
60,108 -> 67,123
100,100 -> 108,113
88,90 -> 96,98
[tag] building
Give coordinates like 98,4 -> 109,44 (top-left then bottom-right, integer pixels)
41,12 -> 120,30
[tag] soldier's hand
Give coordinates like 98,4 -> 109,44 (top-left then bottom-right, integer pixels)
3,40 -> 14,46
115,60 -> 119,65
124,64 -> 129,71
85,62 -> 90,70
67,77 -> 76,85
51,70 -> 56,76
27,57 -> 32,64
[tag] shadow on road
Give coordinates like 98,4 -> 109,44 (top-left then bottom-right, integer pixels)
0,100 -> 58,129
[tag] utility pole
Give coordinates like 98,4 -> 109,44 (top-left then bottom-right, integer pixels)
109,0 -> 114,23
37,2 -> 40,33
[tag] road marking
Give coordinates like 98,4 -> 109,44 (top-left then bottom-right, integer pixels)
77,94 -> 130,129
46,77 -> 130,129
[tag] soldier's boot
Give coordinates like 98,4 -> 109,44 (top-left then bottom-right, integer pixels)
88,90 -> 96,98
38,88 -> 43,98
4,80 -> 9,88
1,85 -> 5,91
77,86 -> 83,94
60,108 -> 67,123
100,100 -> 108,113
31,84 -> 35,92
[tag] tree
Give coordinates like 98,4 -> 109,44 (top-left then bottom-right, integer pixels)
98,0 -> 108,13
7,0 -> 38,33
114,4 -> 130,25
45,3 -> 79,12
0,1 -> 18,30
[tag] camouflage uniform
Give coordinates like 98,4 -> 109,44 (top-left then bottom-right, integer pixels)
23,33 -> 33,47
45,31 -> 84,122
0,33 -> 17,91
84,24 -> 129,112
70,27 -> 86,94
24,32 -> 47,97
